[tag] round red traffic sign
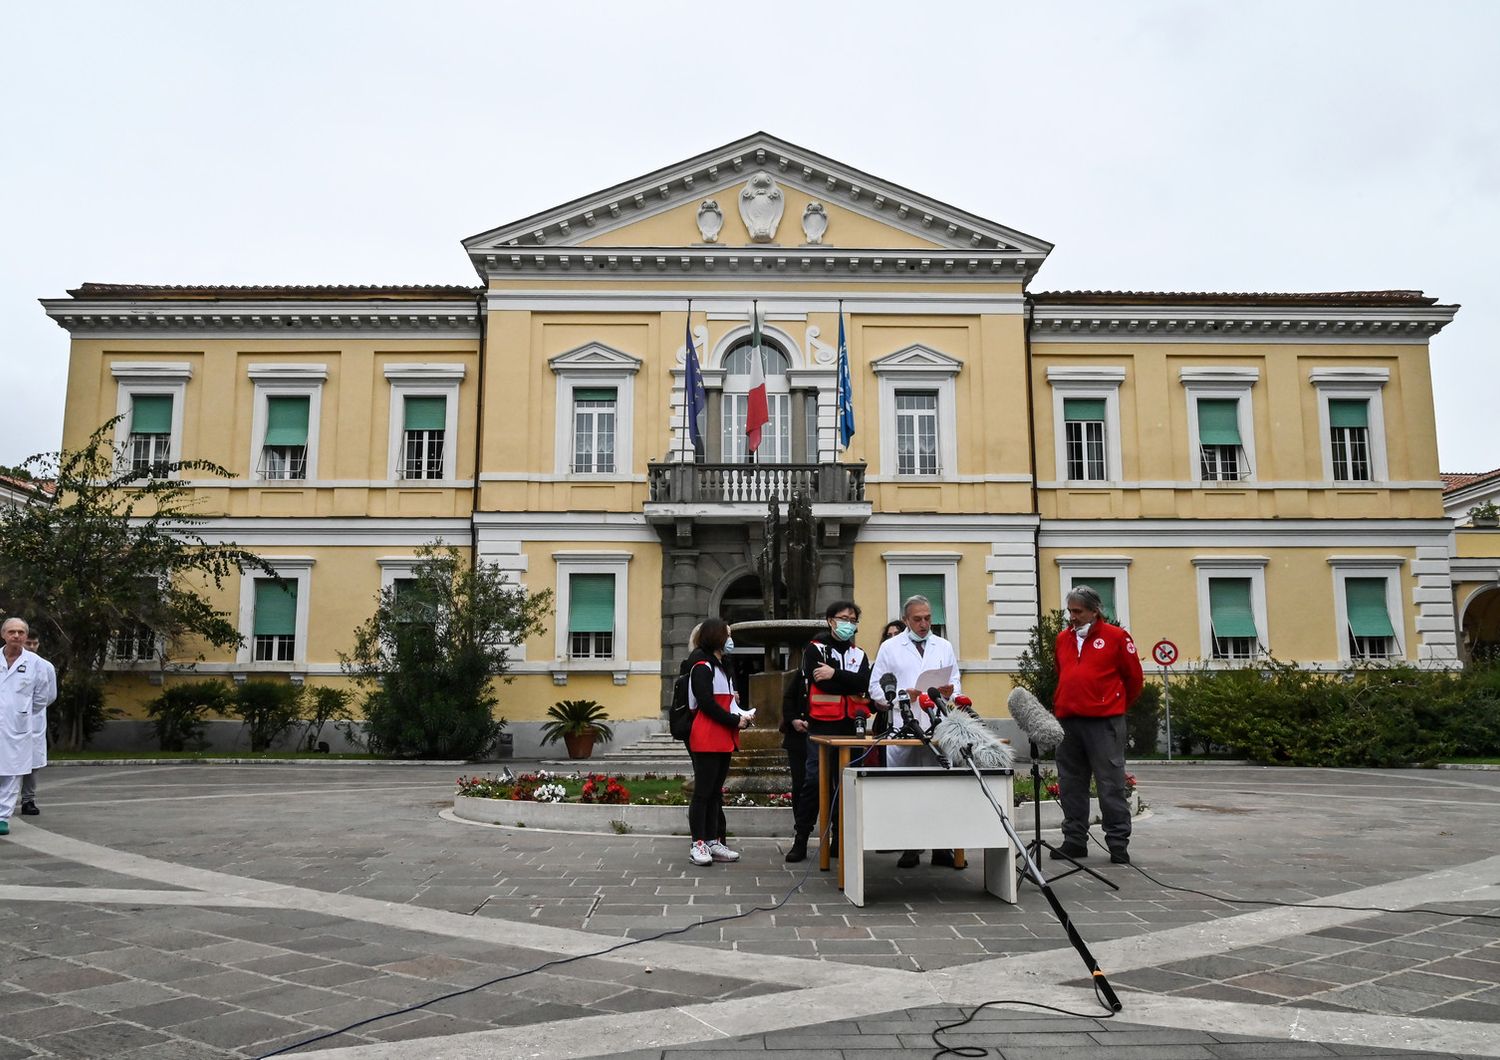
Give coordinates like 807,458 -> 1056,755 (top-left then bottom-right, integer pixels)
1152,639 -> 1179,667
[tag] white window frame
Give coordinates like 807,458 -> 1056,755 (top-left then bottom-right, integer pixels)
248,364 -> 327,483
1056,556 -> 1132,630
384,363 -> 465,483
237,558 -> 315,668
548,344 -> 641,479
1328,557 -> 1407,663
111,362 -> 192,474
1310,367 -> 1389,484
1047,366 -> 1126,484
883,551 -> 962,651
1181,367 -> 1259,483
552,551 -> 632,677
1192,557 -> 1270,665
871,345 -> 962,481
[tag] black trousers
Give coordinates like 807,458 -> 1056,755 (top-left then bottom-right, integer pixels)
795,719 -> 858,838
1055,714 -> 1131,851
688,750 -> 732,843
784,733 -> 810,836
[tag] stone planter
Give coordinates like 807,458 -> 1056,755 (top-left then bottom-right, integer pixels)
562,732 -> 597,759
452,792 -> 1138,837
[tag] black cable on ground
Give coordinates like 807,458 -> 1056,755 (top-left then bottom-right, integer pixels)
1085,834 -> 1500,921
930,990 -> 1117,1059
257,747 -> 876,1058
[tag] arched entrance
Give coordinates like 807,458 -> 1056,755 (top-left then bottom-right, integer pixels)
714,572 -> 768,704
1462,584 -> 1500,663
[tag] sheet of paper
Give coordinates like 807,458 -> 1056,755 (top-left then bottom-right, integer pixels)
913,667 -> 953,693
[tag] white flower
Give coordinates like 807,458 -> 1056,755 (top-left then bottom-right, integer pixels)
534,783 -> 567,804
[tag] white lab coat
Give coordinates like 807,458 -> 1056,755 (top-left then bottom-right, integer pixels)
0,649 -> 47,777
868,632 -> 961,768
31,654 -> 57,769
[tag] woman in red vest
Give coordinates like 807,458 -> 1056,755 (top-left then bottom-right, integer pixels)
685,618 -> 750,867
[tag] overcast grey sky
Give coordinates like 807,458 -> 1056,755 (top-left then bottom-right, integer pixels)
5,1 -> 1497,471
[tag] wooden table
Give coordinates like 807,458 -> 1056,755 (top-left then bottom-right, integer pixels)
840,766 -> 1018,907
809,735 -> 967,886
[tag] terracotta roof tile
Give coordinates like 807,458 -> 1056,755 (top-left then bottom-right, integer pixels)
66,283 -> 481,301
1031,289 -> 1442,308
1443,468 -> 1500,493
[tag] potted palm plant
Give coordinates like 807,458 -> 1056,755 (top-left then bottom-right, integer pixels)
540,699 -> 615,759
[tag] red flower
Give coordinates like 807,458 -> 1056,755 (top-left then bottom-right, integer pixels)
1046,783 -> 1061,798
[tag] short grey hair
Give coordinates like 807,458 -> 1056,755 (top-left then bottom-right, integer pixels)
901,594 -> 931,618
1065,585 -> 1104,616
1,617 -> 29,635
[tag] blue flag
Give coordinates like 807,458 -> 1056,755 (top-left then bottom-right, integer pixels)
836,308 -> 855,450
684,319 -> 707,456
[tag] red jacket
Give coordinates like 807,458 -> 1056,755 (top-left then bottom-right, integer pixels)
1053,620 -> 1144,719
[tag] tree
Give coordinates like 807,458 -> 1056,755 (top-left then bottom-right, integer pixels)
342,543 -> 553,759
0,419 -> 274,748
1015,608 -> 1069,711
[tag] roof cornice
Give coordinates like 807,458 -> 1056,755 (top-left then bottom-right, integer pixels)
40,298 -> 479,338
1030,302 -> 1458,344
474,246 -> 1036,282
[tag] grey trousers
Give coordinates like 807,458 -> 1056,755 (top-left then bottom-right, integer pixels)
20,768 -> 38,804
1055,714 -> 1131,851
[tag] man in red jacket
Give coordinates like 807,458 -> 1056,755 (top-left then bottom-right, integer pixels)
1051,585 -> 1144,865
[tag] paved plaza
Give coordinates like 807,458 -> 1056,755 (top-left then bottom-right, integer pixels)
0,761 -> 1497,1058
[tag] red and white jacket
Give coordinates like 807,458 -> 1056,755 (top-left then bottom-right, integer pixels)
1053,620 -> 1144,719
687,655 -> 741,754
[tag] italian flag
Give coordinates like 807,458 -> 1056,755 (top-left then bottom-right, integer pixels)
745,301 -> 769,454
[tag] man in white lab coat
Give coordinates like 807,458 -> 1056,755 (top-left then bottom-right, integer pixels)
868,594 -> 962,869
19,631 -> 57,816
0,617 -> 46,836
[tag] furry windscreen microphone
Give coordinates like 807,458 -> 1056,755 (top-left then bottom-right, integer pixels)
931,709 -> 1014,769
1007,686 -> 1066,751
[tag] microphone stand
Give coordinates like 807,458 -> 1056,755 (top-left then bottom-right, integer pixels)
1023,740 -> 1118,892
953,743 -> 1123,1013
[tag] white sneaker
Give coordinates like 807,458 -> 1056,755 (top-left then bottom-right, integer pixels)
707,841 -> 740,863
689,841 -> 713,866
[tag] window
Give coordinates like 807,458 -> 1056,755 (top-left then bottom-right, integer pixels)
895,391 -> 939,476
1329,399 -> 1371,482
252,578 -> 297,662
898,573 -> 947,638
1056,557 -> 1132,629
401,395 -> 447,480
1197,398 -> 1244,481
111,620 -> 157,662
1063,398 -> 1107,482
1208,578 -> 1260,661
571,389 -> 616,474
127,394 -> 173,475
1069,575 -> 1118,625
259,395 -> 309,480
1345,577 -> 1398,659
568,573 -> 616,658
721,341 -> 791,463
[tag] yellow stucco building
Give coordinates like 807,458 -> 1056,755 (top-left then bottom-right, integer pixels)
45,133 -> 1466,747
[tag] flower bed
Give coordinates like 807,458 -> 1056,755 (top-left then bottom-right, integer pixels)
451,769 -> 1141,836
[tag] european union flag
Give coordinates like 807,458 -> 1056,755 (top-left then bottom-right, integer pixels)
684,319 -> 707,456
836,308 -> 855,451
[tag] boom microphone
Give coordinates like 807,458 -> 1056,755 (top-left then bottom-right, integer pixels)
931,709 -> 1014,769
1007,686 -> 1066,751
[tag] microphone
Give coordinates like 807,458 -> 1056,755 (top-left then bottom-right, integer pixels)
895,689 -> 921,736
925,687 -> 949,715
931,709 -> 1014,769
1007,686 -> 1066,751
878,671 -> 898,706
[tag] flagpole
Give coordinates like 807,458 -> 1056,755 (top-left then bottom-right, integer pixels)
834,299 -> 842,464
683,299 -> 691,465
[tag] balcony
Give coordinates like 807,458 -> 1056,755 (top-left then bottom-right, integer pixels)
644,461 -> 870,530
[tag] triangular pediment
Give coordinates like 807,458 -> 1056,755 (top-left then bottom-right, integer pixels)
870,344 -> 964,375
547,342 -> 643,373
464,132 -> 1052,262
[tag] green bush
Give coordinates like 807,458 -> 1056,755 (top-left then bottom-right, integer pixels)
146,680 -> 232,751
1165,658 -> 1500,766
301,685 -> 353,751
1125,682 -> 1162,754
53,674 -> 117,749
229,681 -> 303,752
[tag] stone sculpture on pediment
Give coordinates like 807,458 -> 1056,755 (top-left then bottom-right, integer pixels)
801,202 -> 829,245
696,200 -> 724,243
739,171 -> 784,243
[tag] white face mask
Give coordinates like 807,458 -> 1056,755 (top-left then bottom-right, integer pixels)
908,629 -> 929,644
723,637 -> 735,654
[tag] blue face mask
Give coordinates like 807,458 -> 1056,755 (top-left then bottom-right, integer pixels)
723,637 -> 735,654
833,620 -> 857,641
909,629 -> 929,644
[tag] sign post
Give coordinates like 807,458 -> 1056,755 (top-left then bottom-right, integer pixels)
1151,640 -> 1179,761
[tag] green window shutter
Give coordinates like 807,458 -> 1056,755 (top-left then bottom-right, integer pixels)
1072,576 -> 1116,623
1197,399 -> 1242,445
568,573 -> 615,634
1063,398 -> 1106,422
898,574 -> 947,625
404,396 -> 446,431
1208,578 -> 1258,639
131,394 -> 173,435
574,388 -> 616,403
1328,399 -> 1369,429
1346,578 -> 1397,638
264,396 -> 310,446
253,579 -> 297,636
